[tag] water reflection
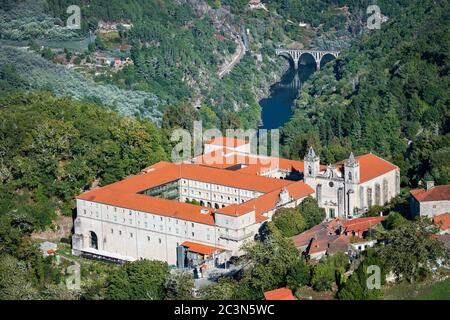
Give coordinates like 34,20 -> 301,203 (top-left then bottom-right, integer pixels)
260,64 -> 315,129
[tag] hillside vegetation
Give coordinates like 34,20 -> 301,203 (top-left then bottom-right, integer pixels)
281,0 -> 450,187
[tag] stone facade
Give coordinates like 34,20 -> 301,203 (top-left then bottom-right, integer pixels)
303,147 -> 400,219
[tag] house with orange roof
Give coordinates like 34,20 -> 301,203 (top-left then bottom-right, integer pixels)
291,216 -> 384,260
432,213 -> 450,234
410,182 -> 450,219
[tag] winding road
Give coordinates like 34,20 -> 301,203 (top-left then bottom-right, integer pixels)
218,37 -> 246,78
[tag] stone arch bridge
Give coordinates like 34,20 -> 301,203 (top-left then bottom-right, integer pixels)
275,48 -> 340,70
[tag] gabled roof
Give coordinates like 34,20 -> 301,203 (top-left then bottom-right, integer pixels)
433,213 -> 450,231
215,180 -> 314,217
181,241 -> 225,255
77,161 -> 306,224
343,216 -> 385,234
334,153 -> 398,183
410,185 -> 450,202
263,288 -> 296,300
291,217 -> 384,257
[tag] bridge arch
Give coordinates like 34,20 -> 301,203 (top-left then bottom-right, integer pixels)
319,52 -> 338,69
275,49 -> 339,70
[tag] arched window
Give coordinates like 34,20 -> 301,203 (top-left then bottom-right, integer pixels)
214,203 -> 219,209
89,231 -> 98,249
359,186 -> 364,208
383,179 -> 389,204
367,188 -> 373,207
316,184 -> 322,204
348,172 -> 352,181
375,184 -> 381,206
308,166 -> 312,175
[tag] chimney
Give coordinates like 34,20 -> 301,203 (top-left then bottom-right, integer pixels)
426,181 -> 435,190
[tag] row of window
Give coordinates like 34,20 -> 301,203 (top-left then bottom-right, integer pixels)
181,179 -> 254,197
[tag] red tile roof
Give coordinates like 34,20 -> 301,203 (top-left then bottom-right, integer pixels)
264,288 -> 296,300
79,189 -> 216,225
181,241 -> 225,255
77,161 -> 306,224
433,213 -> 450,231
334,153 -> 398,183
194,148 -> 327,175
291,217 -> 384,256
410,185 -> 450,202
216,181 -> 314,217
343,216 -> 385,234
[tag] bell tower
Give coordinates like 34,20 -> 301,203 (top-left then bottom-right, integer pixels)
344,152 -> 360,184
304,146 -> 320,178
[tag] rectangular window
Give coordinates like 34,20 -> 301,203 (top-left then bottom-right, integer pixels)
130,233 -> 133,238
111,229 -> 113,234
191,232 -> 195,237
147,236 -> 150,241
158,238 -> 162,244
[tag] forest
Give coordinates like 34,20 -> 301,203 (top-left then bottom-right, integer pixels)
0,0 -> 448,300
281,0 -> 450,188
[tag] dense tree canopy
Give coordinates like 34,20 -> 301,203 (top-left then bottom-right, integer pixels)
105,260 -> 169,300
281,0 -> 450,187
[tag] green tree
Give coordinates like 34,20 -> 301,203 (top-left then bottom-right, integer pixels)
165,270 -> 194,300
311,253 -> 348,292
272,207 -> 306,237
379,219 -> 446,283
241,233 -> 301,298
286,257 -> 311,289
297,196 -> 326,229
105,259 -> 169,300
337,249 -> 385,300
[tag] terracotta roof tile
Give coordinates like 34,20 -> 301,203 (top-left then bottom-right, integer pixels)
343,216 -> 385,233
410,185 -> 450,202
264,288 -> 296,300
433,213 -> 450,231
181,241 -> 225,255
334,153 -> 398,183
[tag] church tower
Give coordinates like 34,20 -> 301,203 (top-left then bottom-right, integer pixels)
304,146 -> 320,178
344,152 -> 360,184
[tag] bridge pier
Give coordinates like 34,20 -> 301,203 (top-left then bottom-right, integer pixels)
275,49 -> 340,72
315,58 -> 321,70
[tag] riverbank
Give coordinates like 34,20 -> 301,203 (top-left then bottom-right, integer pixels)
259,63 -> 316,129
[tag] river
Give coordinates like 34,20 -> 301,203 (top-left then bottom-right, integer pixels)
259,63 -> 316,129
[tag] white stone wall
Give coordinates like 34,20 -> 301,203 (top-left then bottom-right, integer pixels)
75,199 -> 264,265
305,169 -> 399,219
358,170 -> 398,209
179,178 -> 261,208
418,200 -> 450,218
